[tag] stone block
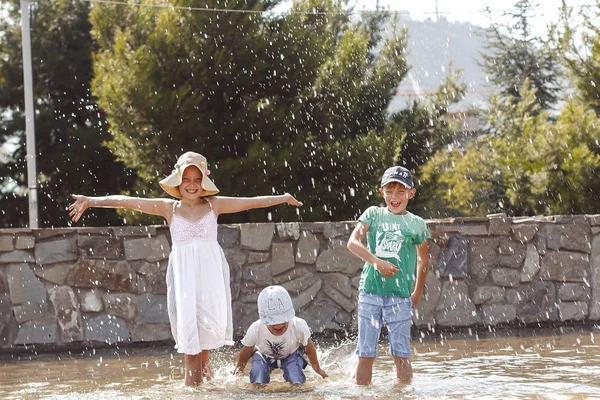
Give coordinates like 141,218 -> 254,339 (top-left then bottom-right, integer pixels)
83,314 -> 130,344
481,304 -> 516,325
413,269 -> 442,328
132,323 -> 172,342
557,301 -> 588,321
138,261 -> 168,295
276,222 -> 300,240
456,224 -> 488,236
557,283 -> 591,301
103,293 -> 137,321
240,223 -> 274,251
292,279 -> 322,311
232,302 -> 258,337
297,300 -> 339,333
123,235 -> 170,262
77,236 -> 121,259
316,239 -> 363,274
436,235 -> 468,278
112,226 -> 156,237
34,228 -> 73,240
323,284 -> 355,313
435,281 -> 481,327
0,235 -> 14,252
14,235 -> 35,250
242,262 -> 273,286
67,259 -> 138,293
470,238 -> 499,281
248,252 -> 269,264
14,318 -> 58,345
540,251 -> 588,282
7,264 -> 47,312
321,273 -> 353,298
512,224 -> 539,244
488,215 -> 510,236
280,273 -> 317,296
32,262 -> 74,285
0,250 -> 35,264
323,222 -> 353,239
514,281 -> 557,323
218,225 -> 240,248
296,232 -> 320,265
491,268 -> 520,287
520,244 -> 540,282
272,267 -> 311,285
271,243 -> 295,276
35,238 -> 78,265
546,225 -> 591,253
498,238 -> 526,268
136,294 -> 169,324
78,290 -> 104,312
473,286 -> 505,305
590,235 -> 600,319
49,286 -> 83,342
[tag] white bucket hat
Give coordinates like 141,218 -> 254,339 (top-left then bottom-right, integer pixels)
257,285 -> 295,325
159,152 -> 219,198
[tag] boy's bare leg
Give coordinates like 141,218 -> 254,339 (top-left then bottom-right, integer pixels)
356,356 -> 376,385
393,356 -> 412,383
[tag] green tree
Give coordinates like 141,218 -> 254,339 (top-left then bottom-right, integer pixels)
480,0 -> 562,111
90,0 -> 418,223
422,82 -> 600,216
0,0 -> 132,227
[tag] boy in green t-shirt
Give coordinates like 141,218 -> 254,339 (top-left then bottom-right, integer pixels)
347,166 -> 430,385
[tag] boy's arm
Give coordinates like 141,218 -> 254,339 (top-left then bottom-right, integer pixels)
68,195 -> 173,223
303,339 -> 328,378
211,194 -> 302,215
411,240 -> 429,308
347,221 -> 398,277
233,345 -> 255,375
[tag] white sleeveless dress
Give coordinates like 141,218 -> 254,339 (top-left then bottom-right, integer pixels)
166,200 -> 234,355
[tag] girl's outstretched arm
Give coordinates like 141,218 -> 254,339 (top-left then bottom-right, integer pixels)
68,195 -> 174,223
211,193 -> 302,216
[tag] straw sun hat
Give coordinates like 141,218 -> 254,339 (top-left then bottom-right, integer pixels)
159,152 -> 219,198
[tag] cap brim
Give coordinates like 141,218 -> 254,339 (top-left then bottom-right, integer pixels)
381,178 -> 412,189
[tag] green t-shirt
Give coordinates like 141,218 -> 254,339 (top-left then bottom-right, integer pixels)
358,206 -> 431,297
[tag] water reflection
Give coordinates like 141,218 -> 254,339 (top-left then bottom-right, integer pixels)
1,328 -> 600,399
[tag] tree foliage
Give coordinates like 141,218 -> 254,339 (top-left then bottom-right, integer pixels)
0,0 -> 132,227
90,0 -> 428,223
479,0 -> 562,111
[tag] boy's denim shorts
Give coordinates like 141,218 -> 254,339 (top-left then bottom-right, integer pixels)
356,291 -> 412,358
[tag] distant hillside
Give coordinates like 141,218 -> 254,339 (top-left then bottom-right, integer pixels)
387,16 -> 490,112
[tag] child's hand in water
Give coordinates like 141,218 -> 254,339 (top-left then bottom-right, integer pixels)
314,367 -> 328,379
285,193 -> 303,207
68,194 -> 90,222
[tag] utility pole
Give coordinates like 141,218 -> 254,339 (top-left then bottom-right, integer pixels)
20,0 -> 38,228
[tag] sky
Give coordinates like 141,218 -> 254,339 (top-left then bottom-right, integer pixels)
352,0 -> 589,34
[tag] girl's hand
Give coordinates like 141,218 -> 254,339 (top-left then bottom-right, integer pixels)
314,367 -> 328,379
285,193 -> 303,207
68,194 -> 90,222
374,259 -> 399,277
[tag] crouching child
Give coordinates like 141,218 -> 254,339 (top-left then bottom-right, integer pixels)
234,285 -> 328,384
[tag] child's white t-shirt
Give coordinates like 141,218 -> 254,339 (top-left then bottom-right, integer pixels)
241,317 -> 311,359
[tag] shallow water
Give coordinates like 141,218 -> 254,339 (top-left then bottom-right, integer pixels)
2,328 -> 600,399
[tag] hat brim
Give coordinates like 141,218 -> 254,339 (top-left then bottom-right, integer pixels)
381,178 -> 413,189
159,164 -> 219,199
259,306 -> 295,325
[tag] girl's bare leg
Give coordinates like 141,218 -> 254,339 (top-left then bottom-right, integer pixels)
184,350 -> 212,386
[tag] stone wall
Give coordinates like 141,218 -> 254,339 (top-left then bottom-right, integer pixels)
0,214 -> 599,350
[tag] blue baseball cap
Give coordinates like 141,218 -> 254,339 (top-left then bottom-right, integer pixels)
380,166 -> 413,189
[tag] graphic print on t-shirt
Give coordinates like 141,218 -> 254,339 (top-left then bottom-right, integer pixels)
266,339 -> 286,359
375,228 -> 404,262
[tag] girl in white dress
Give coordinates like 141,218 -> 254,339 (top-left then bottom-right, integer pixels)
68,151 -> 302,387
